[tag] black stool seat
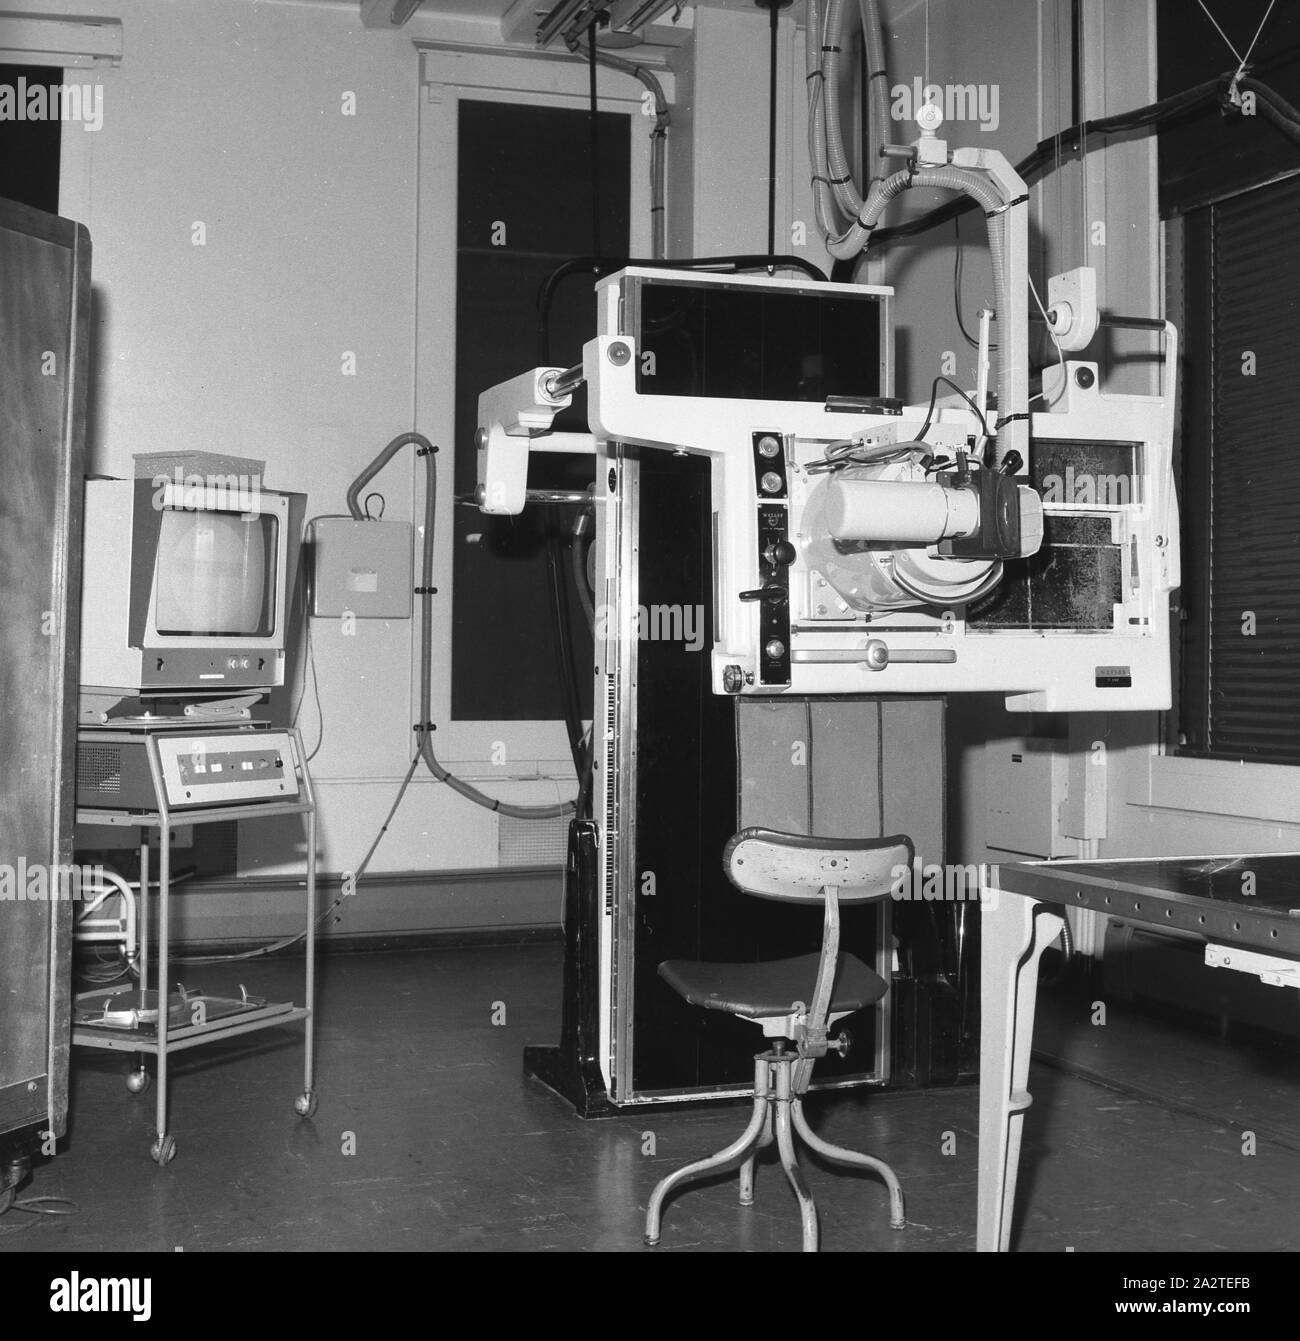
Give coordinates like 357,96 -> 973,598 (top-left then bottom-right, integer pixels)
658,952 -> 887,1019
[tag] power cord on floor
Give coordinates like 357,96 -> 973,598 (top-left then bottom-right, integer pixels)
75,944 -> 134,986
0,1190 -> 80,1234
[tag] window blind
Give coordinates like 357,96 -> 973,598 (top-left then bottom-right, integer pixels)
1179,172 -> 1300,761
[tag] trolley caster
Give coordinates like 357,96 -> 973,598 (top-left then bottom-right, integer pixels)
150,1134 -> 177,1166
125,1067 -> 151,1095
293,1091 -> 318,1119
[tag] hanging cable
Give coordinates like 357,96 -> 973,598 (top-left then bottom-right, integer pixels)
177,747 -> 424,964
1056,0 -> 1065,271
1195,0 -> 1244,64
1236,0 -> 1278,84
923,0 -> 930,96
806,0 -> 900,258
953,215 -> 995,350
346,432 -> 574,820
1077,0 -> 1088,268
765,0 -> 780,268
581,48 -> 671,259
588,23 -> 601,265
1027,273 -> 1067,408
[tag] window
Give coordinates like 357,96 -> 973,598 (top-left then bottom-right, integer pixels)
450,97 -> 629,723
0,65 -> 61,211
416,51 -> 651,775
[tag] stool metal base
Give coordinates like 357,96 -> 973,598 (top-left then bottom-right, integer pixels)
644,1048 -> 905,1252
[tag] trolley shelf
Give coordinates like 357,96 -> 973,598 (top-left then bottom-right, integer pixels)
73,1005 -> 310,1053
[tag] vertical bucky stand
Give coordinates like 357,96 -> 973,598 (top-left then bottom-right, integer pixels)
74,724 -> 318,1164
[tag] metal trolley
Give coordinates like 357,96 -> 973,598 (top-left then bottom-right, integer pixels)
74,722 -> 317,1164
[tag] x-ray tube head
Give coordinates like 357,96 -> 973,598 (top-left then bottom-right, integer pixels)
804,461 -> 1005,611
823,475 -> 982,545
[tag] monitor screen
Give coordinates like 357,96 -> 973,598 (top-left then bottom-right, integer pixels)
152,508 -> 278,637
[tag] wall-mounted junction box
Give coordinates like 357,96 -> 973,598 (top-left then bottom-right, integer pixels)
309,519 -> 412,619
984,736 -> 1072,859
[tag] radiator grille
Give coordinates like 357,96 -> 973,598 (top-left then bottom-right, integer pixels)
77,744 -> 122,794
497,813 -> 567,867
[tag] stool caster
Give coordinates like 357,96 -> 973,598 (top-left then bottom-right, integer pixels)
294,1090 -> 318,1119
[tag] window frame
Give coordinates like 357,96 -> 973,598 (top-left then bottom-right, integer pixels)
415,48 -> 654,776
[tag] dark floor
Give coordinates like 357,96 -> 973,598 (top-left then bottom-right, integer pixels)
3,943 -> 1298,1252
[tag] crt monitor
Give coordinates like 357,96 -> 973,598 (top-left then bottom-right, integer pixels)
79,476 -> 305,710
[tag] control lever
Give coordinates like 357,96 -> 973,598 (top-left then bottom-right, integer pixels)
739,584 -> 788,605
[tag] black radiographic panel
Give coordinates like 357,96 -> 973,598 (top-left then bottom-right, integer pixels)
628,449 -> 750,1092
628,450 -> 888,1094
633,279 -> 885,403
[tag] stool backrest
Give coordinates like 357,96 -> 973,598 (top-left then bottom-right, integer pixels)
722,828 -> 913,904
